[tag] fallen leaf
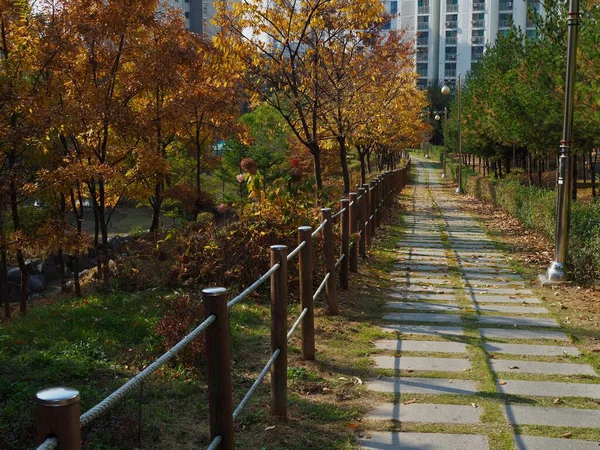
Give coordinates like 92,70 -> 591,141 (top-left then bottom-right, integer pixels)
471,403 -> 478,408
508,366 -> 520,370
563,432 -> 572,438
498,380 -> 507,385
553,397 -> 563,404
403,399 -> 417,405
265,426 -> 276,431
347,423 -> 361,430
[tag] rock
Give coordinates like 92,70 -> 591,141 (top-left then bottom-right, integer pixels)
25,260 -> 42,276
29,274 -> 46,293
87,247 -> 98,259
41,260 -> 61,283
7,268 -> 21,283
7,282 -> 20,303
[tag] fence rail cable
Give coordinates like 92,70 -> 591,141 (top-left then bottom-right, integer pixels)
313,273 -> 330,301
80,314 -> 218,427
331,208 -> 345,220
232,348 -> 281,420
349,201 -> 354,207
357,230 -> 362,237
36,437 -> 58,450
227,263 -> 281,309
287,308 -> 309,341
206,435 -> 223,450
357,195 -> 363,200
370,214 -> 374,221
365,220 -> 369,228
335,254 -> 344,269
311,219 -> 327,238
286,241 -> 306,262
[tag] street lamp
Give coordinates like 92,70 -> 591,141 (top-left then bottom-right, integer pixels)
455,73 -> 464,194
541,0 -> 580,284
434,106 -> 448,178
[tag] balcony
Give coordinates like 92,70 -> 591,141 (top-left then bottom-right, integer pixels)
444,69 -> 457,78
473,2 -> 485,10
498,19 -> 511,27
444,20 -> 458,28
446,36 -> 458,45
472,52 -> 483,61
471,35 -> 485,44
418,6 -> 430,14
499,1 -> 513,9
417,21 -> 430,30
417,53 -> 429,61
417,37 -> 429,46
445,53 -> 457,61
446,3 -> 459,12
471,19 -> 485,28
417,69 -> 428,77
526,18 -> 535,27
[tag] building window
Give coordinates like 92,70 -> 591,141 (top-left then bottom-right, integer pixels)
498,13 -> 512,28
447,0 -> 459,13
473,0 -> 485,11
417,47 -> 428,61
417,63 -> 428,77
418,0 -> 430,14
446,30 -> 457,45
417,16 -> 429,30
472,46 -> 484,60
185,11 -> 190,18
382,20 -> 392,30
417,32 -> 429,46
445,62 -> 456,78
389,1 -> 398,14
445,46 -> 457,61
526,29 -> 537,39
499,0 -> 513,10
445,14 -> 458,28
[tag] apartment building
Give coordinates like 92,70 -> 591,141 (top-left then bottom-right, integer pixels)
385,0 -> 542,88
166,0 -> 216,35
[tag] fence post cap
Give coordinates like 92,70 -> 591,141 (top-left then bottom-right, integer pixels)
341,198 -> 349,203
202,287 -> 228,297
270,245 -> 288,251
298,226 -> 312,232
35,387 -> 80,407
320,207 -> 331,212
350,192 -> 358,196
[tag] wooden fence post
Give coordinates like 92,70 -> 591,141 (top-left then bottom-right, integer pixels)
362,184 -> 372,248
374,178 -> 381,228
203,287 -> 235,450
358,187 -> 367,257
369,180 -> 377,237
298,227 -> 315,360
340,199 -> 350,290
270,245 -> 288,420
35,387 -> 82,450
320,208 -> 339,314
349,193 -> 358,272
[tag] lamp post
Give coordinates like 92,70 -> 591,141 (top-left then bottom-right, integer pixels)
455,73 -> 464,194
541,0 -> 580,284
434,106 -> 448,178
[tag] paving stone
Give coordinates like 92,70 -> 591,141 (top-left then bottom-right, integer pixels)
380,324 -> 465,336
365,403 -> 482,423
383,312 -> 462,323
504,405 -> 600,428
367,376 -> 478,395
491,359 -> 597,376
359,432 -> 489,450
484,342 -> 579,356
496,379 -> 600,399
386,302 -> 459,312
374,356 -> 471,372
467,288 -> 536,296
471,295 -> 541,304
513,435 -> 600,450
461,272 -> 522,280
396,277 -> 455,286
480,328 -> 569,341
477,315 -> 559,328
476,305 -> 549,314
374,340 -> 468,353
403,293 -> 457,301
395,264 -> 449,273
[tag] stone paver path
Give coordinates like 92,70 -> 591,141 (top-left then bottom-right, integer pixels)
359,158 -> 600,449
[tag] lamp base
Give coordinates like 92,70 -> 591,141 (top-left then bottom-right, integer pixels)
441,173 -> 447,179
538,261 -> 568,285
455,187 -> 464,194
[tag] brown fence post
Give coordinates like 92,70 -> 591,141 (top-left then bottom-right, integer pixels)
374,179 -> 380,228
340,199 -> 350,290
369,180 -> 377,237
362,184 -> 372,248
358,187 -> 367,257
349,193 -> 358,272
35,387 -> 81,450
320,208 -> 339,314
203,287 -> 235,450
377,176 -> 384,220
298,227 -> 315,360
270,245 -> 288,420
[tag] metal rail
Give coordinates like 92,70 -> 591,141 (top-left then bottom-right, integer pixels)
313,273 -> 330,300
227,263 -> 281,309
80,314 -> 218,427
331,208 -> 345,220
286,241 -> 306,262
287,308 -> 308,341
36,438 -> 58,450
311,219 -> 327,238
206,435 -> 223,450
232,349 -> 281,420
335,254 -> 344,269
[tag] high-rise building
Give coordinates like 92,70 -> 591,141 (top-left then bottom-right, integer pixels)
385,0 -> 542,88
166,0 -> 220,36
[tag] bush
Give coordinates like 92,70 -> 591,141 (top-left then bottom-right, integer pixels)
453,168 -> 600,284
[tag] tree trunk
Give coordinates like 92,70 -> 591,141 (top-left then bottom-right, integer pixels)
590,151 -> 597,198
582,154 -> 587,184
58,248 -> 66,293
366,149 -> 372,174
572,154 -> 578,201
311,144 -> 323,190
10,179 -> 27,316
527,153 -> 533,185
69,188 -> 83,296
73,254 -> 81,297
149,182 -> 162,232
338,136 -> 350,194
498,159 -> 503,178
358,148 -> 367,186
98,179 -> 110,285
1,248 -> 8,318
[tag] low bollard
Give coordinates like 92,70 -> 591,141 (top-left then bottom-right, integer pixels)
298,227 -> 315,360
270,245 -> 288,420
36,387 -> 82,450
